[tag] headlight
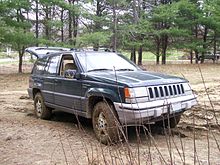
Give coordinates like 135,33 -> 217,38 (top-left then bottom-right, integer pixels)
124,87 -> 149,103
182,83 -> 193,95
182,83 -> 191,91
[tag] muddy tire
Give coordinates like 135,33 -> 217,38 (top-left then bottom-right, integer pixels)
92,101 -> 121,145
156,115 -> 181,128
34,92 -> 52,120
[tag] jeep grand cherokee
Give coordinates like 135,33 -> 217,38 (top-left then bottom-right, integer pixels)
26,47 -> 197,144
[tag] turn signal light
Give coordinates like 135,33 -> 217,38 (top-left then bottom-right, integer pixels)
124,87 -> 131,98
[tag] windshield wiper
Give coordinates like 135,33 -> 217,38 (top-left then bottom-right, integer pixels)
116,68 -> 134,71
87,68 -> 113,72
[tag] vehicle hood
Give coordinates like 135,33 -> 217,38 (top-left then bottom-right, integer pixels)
84,71 -> 187,87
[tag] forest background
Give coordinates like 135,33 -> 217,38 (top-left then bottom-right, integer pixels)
1,0 -> 220,72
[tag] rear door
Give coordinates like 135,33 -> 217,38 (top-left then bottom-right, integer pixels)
42,55 -> 60,104
54,54 -> 83,111
31,57 -> 48,98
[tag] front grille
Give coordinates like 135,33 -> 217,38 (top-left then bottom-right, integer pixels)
148,84 -> 185,99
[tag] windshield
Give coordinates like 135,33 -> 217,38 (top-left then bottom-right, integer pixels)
76,52 -> 140,72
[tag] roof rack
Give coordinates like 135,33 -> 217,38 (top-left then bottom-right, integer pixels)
25,46 -> 71,58
25,46 -> 116,59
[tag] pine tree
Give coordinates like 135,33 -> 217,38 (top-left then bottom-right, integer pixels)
0,0 -> 35,73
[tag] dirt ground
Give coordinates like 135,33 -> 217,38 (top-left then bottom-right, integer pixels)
0,63 -> 220,165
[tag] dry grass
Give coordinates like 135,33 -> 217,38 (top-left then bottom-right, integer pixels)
145,63 -> 220,85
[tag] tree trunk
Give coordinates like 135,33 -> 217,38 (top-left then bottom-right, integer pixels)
45,5 -> 50,40
138,46 -> 142,65
156,37 -> 160,65
95,0 -> 102,30
93,0 -> 103,50
68,0 -> 73,43
35,0 -> 39,46
18,47 -> 25,73
73,15 -> 78,46
132,0 -> 138,24
161,52 -> 166,65
73,0 -> 78,46
131,0 -> 138,64
195,50 -> 199,64
190,49 -> 193,64
213,31 -> 217,64
112,0 -> 117,51
130,47 -> 136,64
161,35 -> 168,65
18,54 -> 23,73
156,55 -> 160,65
194,25 -> 199,64
61,8 -> 64,42
201,26 -> 208,64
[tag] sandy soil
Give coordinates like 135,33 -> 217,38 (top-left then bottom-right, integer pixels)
0,63 -> 220,165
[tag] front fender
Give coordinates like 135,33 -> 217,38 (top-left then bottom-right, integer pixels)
85,87 -> 122,102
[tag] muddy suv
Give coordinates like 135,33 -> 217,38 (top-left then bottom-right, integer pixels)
26,47 -> 197,144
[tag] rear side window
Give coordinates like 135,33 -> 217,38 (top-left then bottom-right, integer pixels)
45,55 -> 60,75
32,57 -> 48,75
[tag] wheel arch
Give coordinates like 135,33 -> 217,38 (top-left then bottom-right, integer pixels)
87,95 -> 118,119
85,88 -> 121,118
33,88 -> 41,98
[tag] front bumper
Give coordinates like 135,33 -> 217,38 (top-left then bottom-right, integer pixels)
114,94 -> 197,125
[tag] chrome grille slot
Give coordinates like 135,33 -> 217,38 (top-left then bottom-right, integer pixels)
149,87 -> 154,98
164,86 -> 169,96
159,87 -> 164,97
148,84 -> 185,100
154,87 -> 159,98
180,84 -> 184,94
177,85 -> 181,94
173,85 -> 177,95
169,86 -> 173,95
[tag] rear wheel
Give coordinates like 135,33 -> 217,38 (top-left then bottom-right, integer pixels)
92,101 -> 121,144
156,115 -> 181,128
34,92 -> 52,120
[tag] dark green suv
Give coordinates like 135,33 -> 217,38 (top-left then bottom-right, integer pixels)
26,47 -> 197,144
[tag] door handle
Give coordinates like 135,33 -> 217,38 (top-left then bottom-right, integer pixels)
82,84 -> 91,88
54,79 -> 61,84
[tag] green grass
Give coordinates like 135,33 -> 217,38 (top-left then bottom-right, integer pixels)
0,52 -> 7,59
0,51 -> 18,59
120,50 -> 185,61
0,60 -> 17,65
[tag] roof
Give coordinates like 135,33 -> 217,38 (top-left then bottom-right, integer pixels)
25,47 -> 71,58
25,47 -> 115,59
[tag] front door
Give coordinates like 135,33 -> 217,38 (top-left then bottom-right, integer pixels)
54,54 -> 82,111
54,78 -> 82,110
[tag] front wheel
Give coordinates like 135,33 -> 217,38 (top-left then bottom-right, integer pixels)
34,92 -> 52,120
92,101 -> 121,144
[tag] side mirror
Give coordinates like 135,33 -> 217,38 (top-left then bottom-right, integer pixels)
75,72 -> 81,79
64,69 -> 76,79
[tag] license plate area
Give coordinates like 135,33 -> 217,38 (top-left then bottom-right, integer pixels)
171,102 -> 182,112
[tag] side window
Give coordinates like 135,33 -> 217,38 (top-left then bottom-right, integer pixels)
59,54 -> 77,76
32,57 -> 48,74
45,55 -> 60,75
